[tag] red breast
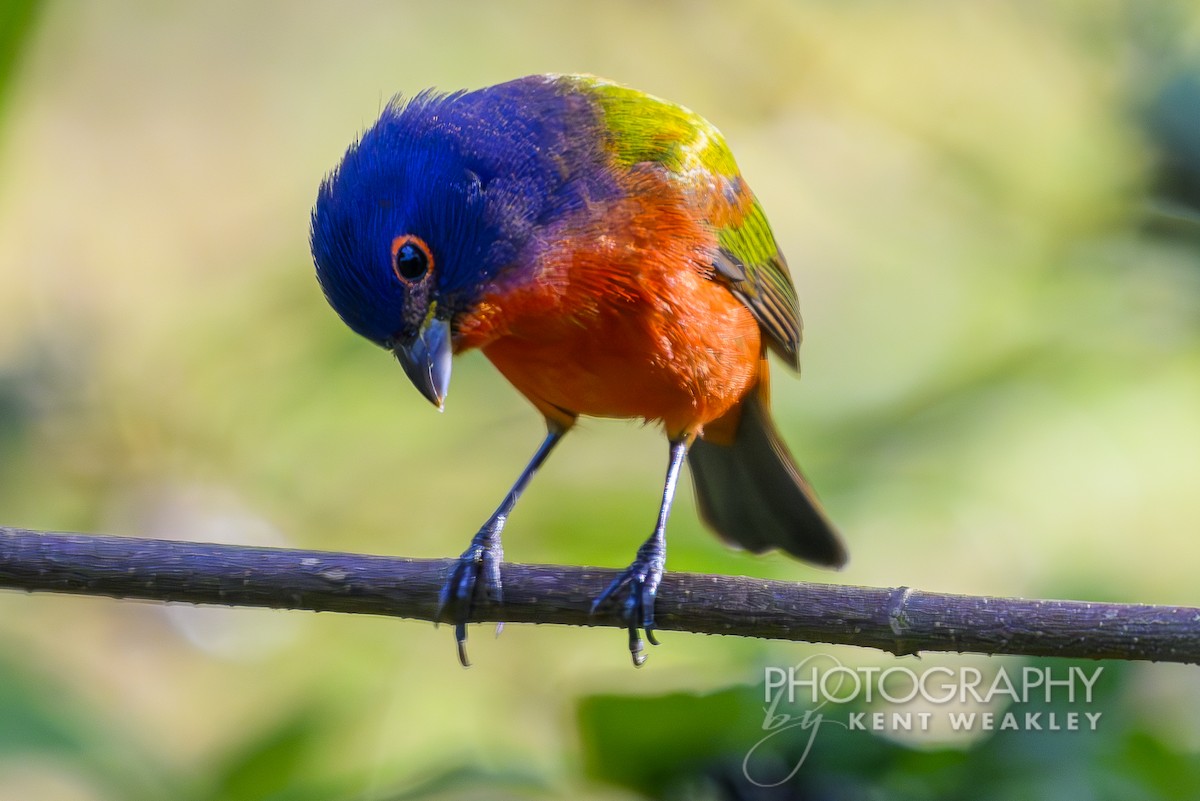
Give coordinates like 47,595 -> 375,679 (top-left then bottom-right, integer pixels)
455,185 -> 762,439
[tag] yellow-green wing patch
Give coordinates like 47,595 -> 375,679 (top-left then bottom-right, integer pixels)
565,74 -> 803,367
716,200 -> 802,368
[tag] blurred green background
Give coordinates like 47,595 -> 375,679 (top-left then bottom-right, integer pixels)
1,1 -> 1199,799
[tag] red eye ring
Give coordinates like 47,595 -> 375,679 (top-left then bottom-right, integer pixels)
391,235 -> 433,284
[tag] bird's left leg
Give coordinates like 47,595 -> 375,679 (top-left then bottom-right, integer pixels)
592,435 -> 691,666
439,420 -> 568,666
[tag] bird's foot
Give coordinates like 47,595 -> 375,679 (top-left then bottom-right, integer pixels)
591,534 -> 665,667
437,522 -> 504,667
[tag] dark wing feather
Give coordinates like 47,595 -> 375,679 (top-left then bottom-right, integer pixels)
712,206 -> 803,370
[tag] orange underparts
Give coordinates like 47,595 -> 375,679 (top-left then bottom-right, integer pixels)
455,179 -> 763,441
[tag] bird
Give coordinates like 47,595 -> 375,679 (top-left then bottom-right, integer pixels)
310,73 -> 847,666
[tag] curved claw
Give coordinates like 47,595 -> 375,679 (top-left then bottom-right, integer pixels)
593,439 -> 682,666
592,552 -> 664,667
455,638 -> 470,668
437,534 -> 504,667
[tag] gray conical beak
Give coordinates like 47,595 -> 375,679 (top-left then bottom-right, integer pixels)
394,317 -> 452,410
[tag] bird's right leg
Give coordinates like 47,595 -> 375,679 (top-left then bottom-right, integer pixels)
438,420 -> 569,666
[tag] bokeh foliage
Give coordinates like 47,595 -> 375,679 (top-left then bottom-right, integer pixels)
0,1 -> 1198,799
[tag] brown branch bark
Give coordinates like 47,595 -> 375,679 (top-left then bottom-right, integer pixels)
1,527 -> 1196,664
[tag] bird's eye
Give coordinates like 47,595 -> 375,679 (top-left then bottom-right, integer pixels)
391,235 -> 433,284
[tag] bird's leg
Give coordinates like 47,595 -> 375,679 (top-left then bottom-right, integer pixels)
438,422 -> 567,666
592,436 -> 691,666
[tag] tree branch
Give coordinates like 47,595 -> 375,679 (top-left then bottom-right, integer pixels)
1,527 -> 1196,664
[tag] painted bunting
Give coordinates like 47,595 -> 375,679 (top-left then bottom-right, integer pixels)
310,74 -> 846,666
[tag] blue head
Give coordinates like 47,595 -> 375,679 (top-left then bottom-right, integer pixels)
310,76 -> 606,407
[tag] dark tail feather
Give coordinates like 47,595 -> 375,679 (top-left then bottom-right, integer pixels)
688,392 -> 847,568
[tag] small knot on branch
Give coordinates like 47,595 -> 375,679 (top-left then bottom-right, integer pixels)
886,585 -> 919,656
